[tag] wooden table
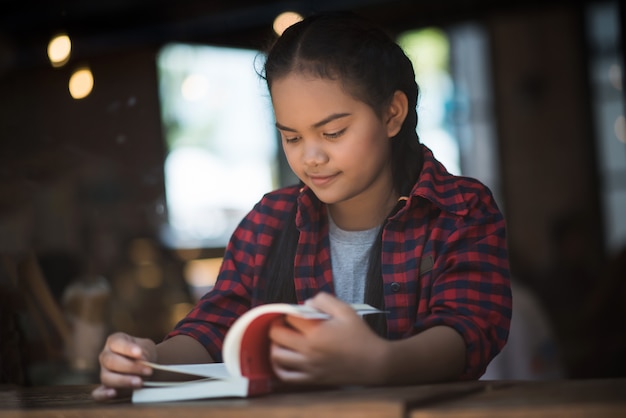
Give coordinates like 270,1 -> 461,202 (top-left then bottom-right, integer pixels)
411,379 -> 626,418
1,379 -> 625,418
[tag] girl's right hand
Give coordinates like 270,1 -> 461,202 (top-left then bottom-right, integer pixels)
91,332 -> 157,401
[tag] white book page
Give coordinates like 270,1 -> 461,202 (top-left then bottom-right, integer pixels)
142,377 -> 217,387
132,376 -> 250,403
140,361 -> 232,381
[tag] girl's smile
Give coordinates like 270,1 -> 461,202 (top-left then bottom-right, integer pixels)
307,172 -> 340,187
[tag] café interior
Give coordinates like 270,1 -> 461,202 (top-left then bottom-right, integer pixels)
0,0 -> 625,388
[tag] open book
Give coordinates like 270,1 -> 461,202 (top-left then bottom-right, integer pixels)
132,302 -> 384,403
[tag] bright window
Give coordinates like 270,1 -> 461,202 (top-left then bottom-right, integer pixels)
157,44 -> 278,249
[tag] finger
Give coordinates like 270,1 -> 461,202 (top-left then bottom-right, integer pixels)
270,341 -> 307,365
91,385 -> 117,401
92,385 -> 133,401
106,333 -> 150,360
272,365 -> 312,383
284,315 -> 322,333
100,348 -> 153,378
269,317 -> 305,350
99,365 -> 145,389
270,344 -> 312,383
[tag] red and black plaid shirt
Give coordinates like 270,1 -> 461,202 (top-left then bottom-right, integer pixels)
168,145 -> 512,379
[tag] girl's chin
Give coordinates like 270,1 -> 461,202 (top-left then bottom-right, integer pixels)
309,190 -> 344,206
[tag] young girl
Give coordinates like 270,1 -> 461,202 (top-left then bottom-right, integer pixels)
93,11 -> 511,400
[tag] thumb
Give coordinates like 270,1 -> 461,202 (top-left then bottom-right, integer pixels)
305,292 -> 354,318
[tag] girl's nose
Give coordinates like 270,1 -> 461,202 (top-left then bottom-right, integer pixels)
302,140 -> 328,167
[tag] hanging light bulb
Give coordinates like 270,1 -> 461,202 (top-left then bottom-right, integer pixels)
69,67 -> 94,99
48,33 -> 71,67
273,11 -> 303,36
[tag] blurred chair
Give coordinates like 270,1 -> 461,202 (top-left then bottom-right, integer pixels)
482,279 -> 564,380
0,252 -> 71,386
0,253 -> 26,386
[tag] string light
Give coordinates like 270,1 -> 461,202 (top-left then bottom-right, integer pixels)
273,11 -> 303,36
69,67 -> 94,99
48,34 -> 71,67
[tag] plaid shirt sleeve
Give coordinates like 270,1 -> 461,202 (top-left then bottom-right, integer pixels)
405,160 -> 511,379
381,146 -> 511,380
419,202 -> 511,380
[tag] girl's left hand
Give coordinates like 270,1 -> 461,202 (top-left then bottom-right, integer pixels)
268,292 -> 389,386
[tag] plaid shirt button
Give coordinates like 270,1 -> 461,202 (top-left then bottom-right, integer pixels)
390,282 -> 401,292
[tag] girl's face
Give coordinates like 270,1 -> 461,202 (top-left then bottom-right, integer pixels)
271,73 -> 403,227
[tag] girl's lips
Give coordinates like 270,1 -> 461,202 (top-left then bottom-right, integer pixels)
308,173 -> 339,187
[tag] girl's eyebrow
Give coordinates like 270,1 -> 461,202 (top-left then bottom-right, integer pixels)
275,112 -> 351,132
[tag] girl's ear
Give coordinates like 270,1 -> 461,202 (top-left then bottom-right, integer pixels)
385,90 -> 409,138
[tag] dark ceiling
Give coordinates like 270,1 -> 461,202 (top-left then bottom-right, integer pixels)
0,0 -> 595,72
1,0 -> 581,38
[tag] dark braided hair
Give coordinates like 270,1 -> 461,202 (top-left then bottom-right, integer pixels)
260,12 -> 423,336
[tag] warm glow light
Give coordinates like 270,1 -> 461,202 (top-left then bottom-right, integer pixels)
169,302 -> 194,328
615,115 -> 626,144
273,11 -> 303,36
174,248 -> 203,261
181,74 -> 208,101
128,238 -> 158,265
184,258 -> 222,287
48,34 -> 71,67
135,264 -> 163,289
69,67 -> 94,99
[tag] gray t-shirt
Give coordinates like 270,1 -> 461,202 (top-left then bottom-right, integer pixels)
328,213 -> 381,304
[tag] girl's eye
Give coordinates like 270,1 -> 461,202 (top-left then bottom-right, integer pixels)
284,136 -> 300,144
324,128 -> 346,140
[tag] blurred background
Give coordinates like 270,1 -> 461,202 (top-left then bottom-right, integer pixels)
0,0 -> 624,385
